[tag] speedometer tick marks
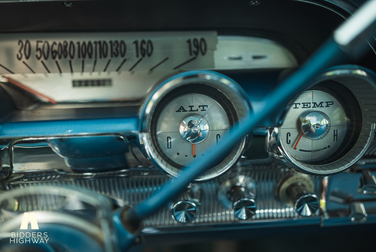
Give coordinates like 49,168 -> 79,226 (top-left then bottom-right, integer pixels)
92,59 -> 97,72
149,57 -> 169,72
55,61 -> 62,74
173,56 -> 197,70
69,60 -> 73,74
116,59 -> 127,72
82,60 -> 85,73
0,64 -> 14,74
129,58 -> 143,72
103,59 -> 111,72
41,61 -> 50,73
22,61 -> 35,73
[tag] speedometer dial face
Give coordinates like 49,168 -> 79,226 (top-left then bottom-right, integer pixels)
0,32 -> 297,105
279,90 -> 349,163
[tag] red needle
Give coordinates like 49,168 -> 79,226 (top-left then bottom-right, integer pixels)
293,132 -> 303,150
192,144 -> 196,157
3,76 -> 57,104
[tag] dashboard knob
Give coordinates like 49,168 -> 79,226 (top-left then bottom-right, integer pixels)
359,170 -> 376,195
350,202 -> 367,223
232,188 -> 257,220
171,201 -> 198,224
171,184 -> 202,224
218,176 -> 257,220
288,184 -> 320,217
277,174 -> 319,217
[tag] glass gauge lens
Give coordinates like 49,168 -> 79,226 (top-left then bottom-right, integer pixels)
150,84 -> 243,178
279,90 -> 350,163
155,94 -> 229,167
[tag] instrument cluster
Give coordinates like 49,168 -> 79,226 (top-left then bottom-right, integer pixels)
2,0 -> 376,251
1,30 -> 376,249
0,32 -> 376,192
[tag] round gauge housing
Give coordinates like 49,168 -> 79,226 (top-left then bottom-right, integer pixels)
268,66 -> 376,175
278,89 -> 351,164
140,70 -> 251,181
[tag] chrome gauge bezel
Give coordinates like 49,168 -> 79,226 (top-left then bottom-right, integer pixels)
139,70 -> 251,181
268,66 -> 376,175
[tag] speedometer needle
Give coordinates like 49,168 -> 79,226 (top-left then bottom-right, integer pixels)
293,132 -> 304,150
3,76 -> 57,104
192,144 -> 196,157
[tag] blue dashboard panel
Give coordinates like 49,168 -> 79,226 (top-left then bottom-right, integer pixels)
0,117 -> 139,138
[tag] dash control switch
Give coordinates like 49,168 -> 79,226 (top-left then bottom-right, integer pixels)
277,174 -> 319,217
359,170 -> 376,195
171,184 -> 202,224
218,176 -> 257,220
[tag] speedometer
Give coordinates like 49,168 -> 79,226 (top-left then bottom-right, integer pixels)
0,32 -> 297,104
140,70 -> 251,181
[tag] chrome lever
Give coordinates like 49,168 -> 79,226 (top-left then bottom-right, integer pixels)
329,190 -> 370,223
350,201 -> 367,223
359,170 -> 376,195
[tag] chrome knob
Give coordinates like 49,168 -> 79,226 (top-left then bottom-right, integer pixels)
171,201 -> 198,224
171,184 -> 202,224
218,176 -> 257,220
231,186 -> 257,220
179,115 -> 209,144
350,202 -> 367,223
359,170 -> 376,195
288,184 -> 320,217
301,111 -> 330,140
277,174 -> 319,217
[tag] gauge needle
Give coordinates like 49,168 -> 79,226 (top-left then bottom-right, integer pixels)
2,76 -> 57,104
293,132 -> 304,150
192,144 -> 196,157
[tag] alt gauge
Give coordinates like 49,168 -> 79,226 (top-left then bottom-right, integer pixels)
268,67 -> 376,175
140,70 -> 251,181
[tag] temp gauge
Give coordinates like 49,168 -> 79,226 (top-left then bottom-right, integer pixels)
279,90 -> 349,163
267,74 -> 376,175
140,70 -> 251,181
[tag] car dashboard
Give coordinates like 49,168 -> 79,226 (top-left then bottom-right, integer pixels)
0,0 -> 376,251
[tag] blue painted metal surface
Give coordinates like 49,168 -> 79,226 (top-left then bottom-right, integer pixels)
127,38 -> 347,224
113,209 -> 140,252
0,117 -> 139,139
48,136 -> 131,171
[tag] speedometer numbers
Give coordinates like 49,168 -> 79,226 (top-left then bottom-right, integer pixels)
0,32 -> 217,75
140,70 -> 251,181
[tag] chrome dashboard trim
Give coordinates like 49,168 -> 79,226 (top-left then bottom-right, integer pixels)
4,165 -> 321,227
